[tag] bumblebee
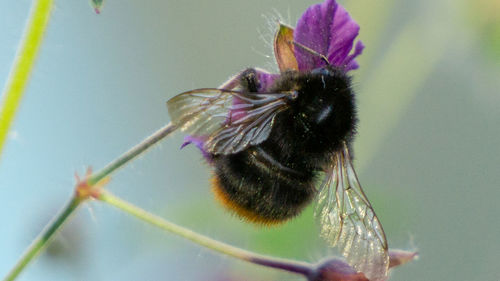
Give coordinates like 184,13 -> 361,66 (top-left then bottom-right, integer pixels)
205,66 -> 356,224
167,31 -> 388,281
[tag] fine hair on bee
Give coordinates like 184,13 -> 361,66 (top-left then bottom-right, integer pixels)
211,65 -> 357,224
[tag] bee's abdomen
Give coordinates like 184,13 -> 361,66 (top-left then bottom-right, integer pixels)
211,148 -> 316,224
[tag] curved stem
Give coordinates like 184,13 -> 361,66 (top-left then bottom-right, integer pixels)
0,0 -> 54,159
2,197 -> 82,281
3,123 -> 177,280
98,192 -> 313,277
87,123 -> 176,185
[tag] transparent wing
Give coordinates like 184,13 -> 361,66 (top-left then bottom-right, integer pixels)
315,143 -> 389,281
167,88 -> 291,155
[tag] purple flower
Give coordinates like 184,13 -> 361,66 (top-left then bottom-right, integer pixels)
294,0 -> 364,71
256,0 -> 364,92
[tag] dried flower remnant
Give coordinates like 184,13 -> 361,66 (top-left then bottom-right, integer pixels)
274,24 -> 298,72
305,250 -> 418,281
74,167 -> 109,200
388,249 -> 419,268
168,0 -> 390,280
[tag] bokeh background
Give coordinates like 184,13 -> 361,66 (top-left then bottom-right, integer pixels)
1,0 -> 499,280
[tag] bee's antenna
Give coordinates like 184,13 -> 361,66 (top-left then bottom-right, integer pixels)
292,41 -> 330,66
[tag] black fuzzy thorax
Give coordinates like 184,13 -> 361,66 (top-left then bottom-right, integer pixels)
212,67 -> 357,222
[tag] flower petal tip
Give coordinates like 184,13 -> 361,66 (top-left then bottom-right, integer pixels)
389,249 -> 419,268
181,136 -> 213,163
294,0 -> 363,71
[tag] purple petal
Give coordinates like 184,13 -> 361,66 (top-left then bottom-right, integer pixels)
294,0 -> 363,71
343,40 -> 365,71
326,4 -> 360,66
255,69 -> 279,92
181,135 -> 213,163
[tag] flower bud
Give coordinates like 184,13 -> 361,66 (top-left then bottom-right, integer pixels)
306,249 -> 417,281
308,259 -> 369,281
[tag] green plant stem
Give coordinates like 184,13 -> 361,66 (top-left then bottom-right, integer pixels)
3,197 -> 82,281
87,122 -> 176,185
0,0 -> 54,159
98,191 -> 313,277
3,123 -> 176,280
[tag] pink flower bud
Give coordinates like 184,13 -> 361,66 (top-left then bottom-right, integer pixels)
308,259 -> 369,281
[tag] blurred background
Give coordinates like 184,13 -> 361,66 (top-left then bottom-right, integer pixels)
0,0 -> 499,280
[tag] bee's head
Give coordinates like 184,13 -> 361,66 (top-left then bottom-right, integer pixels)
293,66 -> 357,147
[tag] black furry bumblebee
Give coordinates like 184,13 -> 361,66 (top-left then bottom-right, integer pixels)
167,63 -> 388,279
168,61 -> 360,221
167,3 -> 390,279
210,66 -> 356,223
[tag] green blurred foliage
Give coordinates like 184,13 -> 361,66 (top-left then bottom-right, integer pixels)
468,0 -> 500,63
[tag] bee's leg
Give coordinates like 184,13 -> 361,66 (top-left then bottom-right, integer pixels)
239,68 -> 260,93
218,68 -> 262,93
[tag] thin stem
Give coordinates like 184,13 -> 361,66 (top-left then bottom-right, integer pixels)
0,0 -> 54,159
87,122 -> 176,185
98,192 -> 313,277
3,196 -> 82,281
3,122 -> 176,280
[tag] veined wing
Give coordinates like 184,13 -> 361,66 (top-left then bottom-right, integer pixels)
315,143 -> 389,281
167,88 -> 292,155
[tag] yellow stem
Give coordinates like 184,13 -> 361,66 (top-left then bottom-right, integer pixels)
0,0 -> 54,159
